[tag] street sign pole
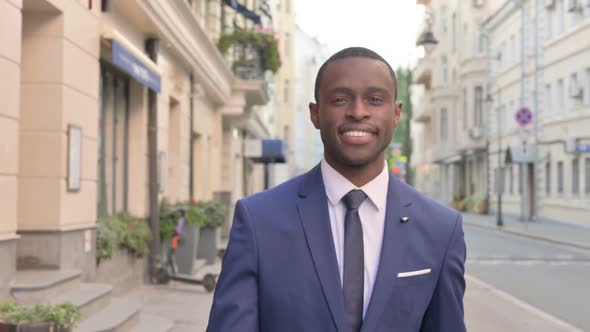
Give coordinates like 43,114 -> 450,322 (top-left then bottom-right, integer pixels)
516,107 -> 533,222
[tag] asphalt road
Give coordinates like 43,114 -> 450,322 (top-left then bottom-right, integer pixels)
464,223 -> 590,331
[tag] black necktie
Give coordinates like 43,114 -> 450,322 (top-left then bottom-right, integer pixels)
342,189 -> 367,332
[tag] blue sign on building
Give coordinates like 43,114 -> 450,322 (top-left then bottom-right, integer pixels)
112,40 -> 161,93
577,144 -> 590,153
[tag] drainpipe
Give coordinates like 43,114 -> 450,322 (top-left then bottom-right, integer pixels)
189,74 -> 195,198
145,38 -> 160,276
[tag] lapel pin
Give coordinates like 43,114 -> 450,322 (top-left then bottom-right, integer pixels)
400,217 -> 410,224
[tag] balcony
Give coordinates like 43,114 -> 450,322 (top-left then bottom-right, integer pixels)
413,56 -> 433,89
413,97 -> 432,123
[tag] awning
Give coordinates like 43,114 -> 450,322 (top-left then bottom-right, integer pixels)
102,27 -> 162,93
505,144 -> 538,163
244,139 -> 286,163
225,0 -> 262,25
434,153 -> 463,164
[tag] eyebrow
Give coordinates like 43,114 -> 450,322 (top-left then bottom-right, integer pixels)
366,86 -> 393,97
326,87 -> 354,96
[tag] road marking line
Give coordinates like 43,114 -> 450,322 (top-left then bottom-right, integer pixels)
466,274 -> 584,332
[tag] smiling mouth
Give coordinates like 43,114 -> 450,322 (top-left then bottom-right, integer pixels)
342,130 -> 373,137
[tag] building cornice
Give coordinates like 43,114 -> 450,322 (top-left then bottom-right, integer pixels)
138,0 -> 234,104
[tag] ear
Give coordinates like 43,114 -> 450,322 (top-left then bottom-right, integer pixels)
393,101 -> 403,128
309,102 -> 320,129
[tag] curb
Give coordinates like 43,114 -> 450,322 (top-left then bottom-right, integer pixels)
463,221 -> 590,252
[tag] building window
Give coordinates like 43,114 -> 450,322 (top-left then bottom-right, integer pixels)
573,159 -> 580,195
508,100 -> 515,130
499,105 -> 506,133
474,86 -> 483,127
557,79 -> 565,112
546,8 -> 553,40
557,161 -> 564,194
441,7 -> 448,33
284,32 -> 291,57
510,165 -> 514,194
585,68 -> 590,105
442,56 -> 448,84
440,108 -> 448,141
546,162 -> 551,195
284,79 -> 290,102
557,0 -> 565,34
585,157 -> 590,195
545,83 -> 553,114
570,73 -> 579,111
510,34 -> 516,65
476,30 -> 486,55
463,88 -> 468,129
451,13 -> 457,53
518,164 -> 523,194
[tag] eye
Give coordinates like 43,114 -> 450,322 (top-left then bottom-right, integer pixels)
368,96 -> 385,105
331,97 -> 348,105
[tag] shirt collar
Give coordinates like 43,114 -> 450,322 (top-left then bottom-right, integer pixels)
320,159 -> 389,211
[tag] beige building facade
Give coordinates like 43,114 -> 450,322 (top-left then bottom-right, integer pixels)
412,0 -> 503,204
413,0 -> 590,225
483,0 -> 590,224
0,0 -> 282,296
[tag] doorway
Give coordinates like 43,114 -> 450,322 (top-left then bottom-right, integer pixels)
98,64 -> 130,217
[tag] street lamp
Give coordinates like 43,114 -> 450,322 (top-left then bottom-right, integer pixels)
485,91 -> 504,227
417,31 -> 439,53
417,11 -> 438,53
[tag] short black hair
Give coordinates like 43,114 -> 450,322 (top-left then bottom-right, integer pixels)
314,47 -> 398,103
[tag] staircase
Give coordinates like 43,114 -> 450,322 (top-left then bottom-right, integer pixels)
11,270 -> 173,332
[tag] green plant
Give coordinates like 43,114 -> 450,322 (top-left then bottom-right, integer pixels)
96,217 -> 119,261
160,198 -> 177,241
197,201 -> 228,229
96,213 -> 152,260
117,213 -> 151,258
0,299 -> 80,328
217,29 -> 281,73
462,196 -> 474,211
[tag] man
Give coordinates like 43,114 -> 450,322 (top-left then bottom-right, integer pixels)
207,47 -> 466,331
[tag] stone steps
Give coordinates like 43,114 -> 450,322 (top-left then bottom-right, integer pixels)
74,299 -> 141,332
49,283 -> 113,319
128,314 -> 173,332
11,270 -> 173,332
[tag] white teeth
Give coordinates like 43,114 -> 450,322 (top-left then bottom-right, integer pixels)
343,131 -> 371,137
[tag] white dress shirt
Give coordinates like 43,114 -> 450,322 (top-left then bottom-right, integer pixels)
320,159 -> 389,318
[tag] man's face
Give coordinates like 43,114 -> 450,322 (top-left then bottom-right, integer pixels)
309,57 -> 401,170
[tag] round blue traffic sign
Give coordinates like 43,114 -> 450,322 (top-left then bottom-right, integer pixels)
515,107 -> 533,127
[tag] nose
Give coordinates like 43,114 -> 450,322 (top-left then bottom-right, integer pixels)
346,99 -> 370,121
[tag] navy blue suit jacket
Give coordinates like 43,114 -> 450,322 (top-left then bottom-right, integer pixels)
207,165 -> 466,331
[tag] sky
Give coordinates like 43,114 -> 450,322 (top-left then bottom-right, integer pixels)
294,0 -> 425,70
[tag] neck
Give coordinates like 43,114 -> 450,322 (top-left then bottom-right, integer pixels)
325,155 -> 385,187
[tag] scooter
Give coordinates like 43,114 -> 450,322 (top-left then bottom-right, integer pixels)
153,207 -> 217,292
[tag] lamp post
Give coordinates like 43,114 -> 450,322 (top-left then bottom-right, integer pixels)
416,11 -> 438,53
485,91 -> 504,227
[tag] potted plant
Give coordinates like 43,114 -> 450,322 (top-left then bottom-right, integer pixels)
217,29 -> 281,74
472,193 -> 489,215
0,299 -> 80,332
173,199 -> 205,275
451,194 -> 465,212
196,201 -> 228,265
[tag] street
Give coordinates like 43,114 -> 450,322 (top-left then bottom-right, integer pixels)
125,214 -> 590,331
465,223 -> 590,331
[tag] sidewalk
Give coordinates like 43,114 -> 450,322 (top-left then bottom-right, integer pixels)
123,263 -> 581,332
462,212 -> 590,251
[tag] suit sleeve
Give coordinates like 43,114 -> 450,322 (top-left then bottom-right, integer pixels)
420,213 -> 467,332
207,200 -> 259,332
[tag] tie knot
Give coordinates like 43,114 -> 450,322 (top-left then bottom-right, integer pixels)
342,190 -> 367,211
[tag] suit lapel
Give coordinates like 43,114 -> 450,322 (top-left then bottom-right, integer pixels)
361,174 -> 413,332
296,165 -> 346,332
